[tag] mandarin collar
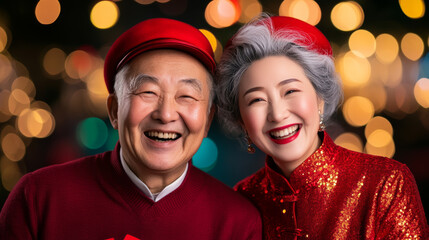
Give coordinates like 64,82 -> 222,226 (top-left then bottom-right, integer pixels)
265,131 -> 338,194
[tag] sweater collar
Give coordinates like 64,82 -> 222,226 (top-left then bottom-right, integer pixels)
105,142 -> 202,215
265,131 -> 338,194
119,147 -> 188,202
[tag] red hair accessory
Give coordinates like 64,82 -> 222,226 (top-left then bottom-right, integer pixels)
269,16 -> 332,56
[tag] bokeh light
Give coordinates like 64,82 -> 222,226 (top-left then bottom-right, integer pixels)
399,0 -> 425,19
205,0 -> 239,28
0,26 -> 7,52
1,156 -> 23,191
1,133 -> 26,162
279,0 -> 321,25
18,108 -> 55,138
86,68 -> 109,115
238,0 -> 262,23
0,90 -> 12,122
358,83 -> 387,113
65,50 -> 93,80
414,78 -> 429,108
8,89 -> 31,116
0,54 -> 13,84
43,48 -> 66,76
35,0 -> 61,25
337,51 -> 371,88
343,96 -> 374,127
12,77 -> 36,101
373,57 -> 403,88
90,1 -> 119,29
401,33 -> 424,61
77,117 -> 108,149
135,0 -> 156,4
367,129 -> 392,148
193,137 -> 218,171
364,116 -> 393,139
365,138 -> 395,158
375,33 -> 399,64
330,1 -> 364,32
348,29 -> 376,58
334,132 -> 363,152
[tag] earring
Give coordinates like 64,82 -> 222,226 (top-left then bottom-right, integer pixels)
318,110 -> 325,132
246,135 -> 255,154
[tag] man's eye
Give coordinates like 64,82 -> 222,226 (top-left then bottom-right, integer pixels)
179,95 -> 197,101
135,91 -> 155,95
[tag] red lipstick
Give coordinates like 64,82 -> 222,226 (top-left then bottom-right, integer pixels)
268,124 -> 301,144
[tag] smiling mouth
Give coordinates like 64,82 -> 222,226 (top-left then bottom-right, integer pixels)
144,131 -> 181,142
269,125 -> 300,139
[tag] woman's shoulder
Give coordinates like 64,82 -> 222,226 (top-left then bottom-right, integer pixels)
334,144 -> 412,179
234,167 -> 268,192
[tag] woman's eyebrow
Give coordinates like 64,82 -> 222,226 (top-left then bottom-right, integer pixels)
243,86 -> 264,97
277,78 -> 299,87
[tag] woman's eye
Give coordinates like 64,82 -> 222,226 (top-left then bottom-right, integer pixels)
249,98 -> 264,105
285,89 -> 296,95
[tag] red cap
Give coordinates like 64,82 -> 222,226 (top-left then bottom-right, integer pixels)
104,18 -> 216,93
269,16 -> 332,56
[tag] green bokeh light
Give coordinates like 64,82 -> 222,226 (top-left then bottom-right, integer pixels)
193,137 -> 218,172
76,117 -> 108,150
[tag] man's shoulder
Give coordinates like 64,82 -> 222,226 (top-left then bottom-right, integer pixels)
25,150 -> 113,184
189,166 -> 259,208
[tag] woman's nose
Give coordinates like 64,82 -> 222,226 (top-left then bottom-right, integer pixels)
267,100 -> 289,123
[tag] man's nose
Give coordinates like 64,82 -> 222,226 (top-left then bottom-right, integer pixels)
151,97 -> 179,123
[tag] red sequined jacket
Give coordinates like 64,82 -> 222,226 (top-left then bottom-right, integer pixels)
235,132 -> 429,240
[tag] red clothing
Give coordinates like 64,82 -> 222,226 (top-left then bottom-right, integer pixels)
235,132 -> 428,240
0,143 -> 262,240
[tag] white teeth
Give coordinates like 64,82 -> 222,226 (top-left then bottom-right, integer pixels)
147,131 -> 178,140
270,125 -> 298,139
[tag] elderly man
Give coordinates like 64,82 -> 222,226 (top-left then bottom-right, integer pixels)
0,18 -> 262,240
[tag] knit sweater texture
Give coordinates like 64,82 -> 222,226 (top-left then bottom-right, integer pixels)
0,143 -> 262,240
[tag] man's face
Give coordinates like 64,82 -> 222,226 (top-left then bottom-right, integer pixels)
108,49 -> 213,178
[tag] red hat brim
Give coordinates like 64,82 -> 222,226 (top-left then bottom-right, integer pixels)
104,18 -> 216,93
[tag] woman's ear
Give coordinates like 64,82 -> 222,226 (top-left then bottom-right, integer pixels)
107,94 -> 119,129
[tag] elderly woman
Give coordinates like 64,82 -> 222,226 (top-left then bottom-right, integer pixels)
216,15 -> 428,239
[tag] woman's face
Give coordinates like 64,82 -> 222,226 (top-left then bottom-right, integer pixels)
238,55 -> 323,175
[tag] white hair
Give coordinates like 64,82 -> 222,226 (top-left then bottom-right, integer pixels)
216,15 -> 343,136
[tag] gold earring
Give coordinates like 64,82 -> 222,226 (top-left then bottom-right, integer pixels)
318,110 -> 325,132
246,135 -> 255,154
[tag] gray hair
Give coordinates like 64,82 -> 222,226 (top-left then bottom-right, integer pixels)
216,15 -> 343,136
114,63 -> 215,111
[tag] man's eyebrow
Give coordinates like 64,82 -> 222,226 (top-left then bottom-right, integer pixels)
130,74 -> 158,90
180,78 -> 203,92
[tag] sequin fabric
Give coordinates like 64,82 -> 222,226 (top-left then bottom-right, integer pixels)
235,132 -> 429,240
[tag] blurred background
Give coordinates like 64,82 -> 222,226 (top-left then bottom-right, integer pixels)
0,0 -> 428,214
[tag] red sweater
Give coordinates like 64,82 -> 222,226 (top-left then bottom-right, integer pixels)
0,143 -> 262,240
